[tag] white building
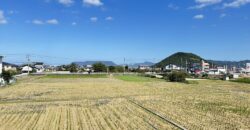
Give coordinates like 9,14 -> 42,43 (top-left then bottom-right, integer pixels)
35,65 -> 45,73
22,66 -> 33,73
165,64 -> 180,71
0,56 -> 3,75
208,67 -> 226,75
3,62 -> 18,71
247,63 -> 250,71
84,65 -> 93,72
138,65 -> 151,70
201,60 -> 210,72
0,56 -> 5,86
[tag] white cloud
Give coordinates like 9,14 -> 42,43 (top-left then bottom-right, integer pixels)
47,19 -> 59,24
32,19 -> 58,25
72,22 -> 77,25
220,13 -> 227,18
224,0 -> 250,8
168,4 -> 179,10
90,17 -> 98,22
105,16 -> 113,21
191,0 -> 222,9
58,0 -> 74,6
32,19 -> 44,25
193,14 -> 205,19
0,10 -> 7,24
83,0 -> 103,6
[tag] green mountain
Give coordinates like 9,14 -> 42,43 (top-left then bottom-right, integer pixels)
155,52 -> 204,68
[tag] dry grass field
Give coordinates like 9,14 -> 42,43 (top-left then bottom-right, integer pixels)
0,75 -> 249,130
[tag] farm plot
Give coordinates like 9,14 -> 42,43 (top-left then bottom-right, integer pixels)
131,80 -> 250,129
0,98 -> 177,130
0,75 -> 249,130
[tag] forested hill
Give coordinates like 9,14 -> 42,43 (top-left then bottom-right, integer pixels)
155,52 -> 204,68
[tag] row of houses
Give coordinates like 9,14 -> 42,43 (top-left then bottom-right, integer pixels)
137,59 -> 250,76
1,55 -> 250,76
0,56 -> 50,75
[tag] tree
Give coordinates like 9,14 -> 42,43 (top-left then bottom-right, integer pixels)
108,66 -> 116,73
115,66 -> 124,72
1,70 -> 16,84
68,63 -> 78,73
125,65 -> 129,72
93,62 -> 107,72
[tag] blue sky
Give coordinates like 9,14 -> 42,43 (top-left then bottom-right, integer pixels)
0,0 -> 250,65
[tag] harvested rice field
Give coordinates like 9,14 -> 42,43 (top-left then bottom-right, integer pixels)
0,75 -> 249,130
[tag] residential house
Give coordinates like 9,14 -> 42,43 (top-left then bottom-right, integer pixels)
44,65 -> 56,72
34,64 -> 44,73
190,63 -> 201,74
138,65 -> 151,70
21,66 -> 33,73
208,67 -> 226,75
3,62 -> 18,71
84,65 -> 93,72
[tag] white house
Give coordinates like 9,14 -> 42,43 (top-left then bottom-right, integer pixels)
22,66 -> 33,73
165,64 -> 180,71
3,62 -> 18,71
208,67 -> 226,75
35,65 -> 45,73
138,65 -> 151,70
84,65 -> 93,72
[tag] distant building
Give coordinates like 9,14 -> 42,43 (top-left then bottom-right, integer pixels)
201,60 -> 210,72
0,56 -> 3,75
165,64 -> 180,71
0,56 -> 4,86
84,65 -> 93,72
35,65 -> 44,73
44,65 -> 56,72
208,67 -> 226,75
21,66 -> 33,73
247,63 -> 250,71
3,62 -> 18,71
138,65 -> 151,70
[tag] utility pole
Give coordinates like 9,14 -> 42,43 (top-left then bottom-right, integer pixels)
181,58 -> 183,71
185,60 -> 188,73
123,58 -> 126,75
26,54 -> 30,74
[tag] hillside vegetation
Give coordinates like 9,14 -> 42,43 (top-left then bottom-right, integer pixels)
155,52 -> 204,68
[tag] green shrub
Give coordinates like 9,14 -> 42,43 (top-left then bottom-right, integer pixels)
202,73 -> 208,78
167,71 -> 187,82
